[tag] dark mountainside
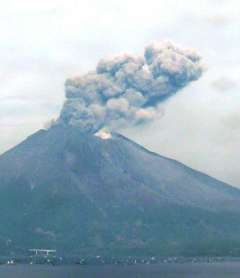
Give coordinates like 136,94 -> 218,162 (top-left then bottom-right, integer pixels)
0,125 -> 240,257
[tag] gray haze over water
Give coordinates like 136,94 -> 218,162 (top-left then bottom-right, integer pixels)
1,263 -> 240,278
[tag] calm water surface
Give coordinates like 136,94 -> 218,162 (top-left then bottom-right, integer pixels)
1,263 -> 240,278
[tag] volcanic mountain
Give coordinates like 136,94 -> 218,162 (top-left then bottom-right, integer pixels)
0,125 -> 240,257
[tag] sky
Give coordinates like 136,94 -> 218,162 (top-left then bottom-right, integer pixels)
1,0 -> 240,187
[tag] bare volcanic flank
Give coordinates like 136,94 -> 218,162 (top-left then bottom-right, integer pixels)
0,125 -> 240,256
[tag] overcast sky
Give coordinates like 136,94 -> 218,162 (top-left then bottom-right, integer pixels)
1,0 -> 240,187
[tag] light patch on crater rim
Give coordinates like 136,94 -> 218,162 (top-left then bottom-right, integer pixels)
95,129 -> 112,140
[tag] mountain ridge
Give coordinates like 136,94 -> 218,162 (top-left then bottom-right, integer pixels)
2,125 -> 238,196
0,125 -> 240,256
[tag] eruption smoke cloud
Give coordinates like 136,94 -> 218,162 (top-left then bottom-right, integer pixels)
59,41 -> 204,133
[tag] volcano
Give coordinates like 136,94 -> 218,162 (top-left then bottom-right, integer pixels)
0,125 -> 240,257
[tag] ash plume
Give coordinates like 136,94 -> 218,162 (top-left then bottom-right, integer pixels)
59,41 -> 204,133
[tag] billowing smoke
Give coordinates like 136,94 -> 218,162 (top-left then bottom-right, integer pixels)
59,41 -> 204,133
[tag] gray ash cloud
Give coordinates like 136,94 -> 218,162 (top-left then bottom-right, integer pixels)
58,41 -> 204,133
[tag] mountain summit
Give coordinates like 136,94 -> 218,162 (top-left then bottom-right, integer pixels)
0,125 -> 240,256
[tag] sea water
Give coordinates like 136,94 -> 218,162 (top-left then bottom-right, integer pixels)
0,262 -> 240,278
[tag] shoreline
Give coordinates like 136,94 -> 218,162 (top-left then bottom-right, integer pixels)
1,256 -> 240,266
